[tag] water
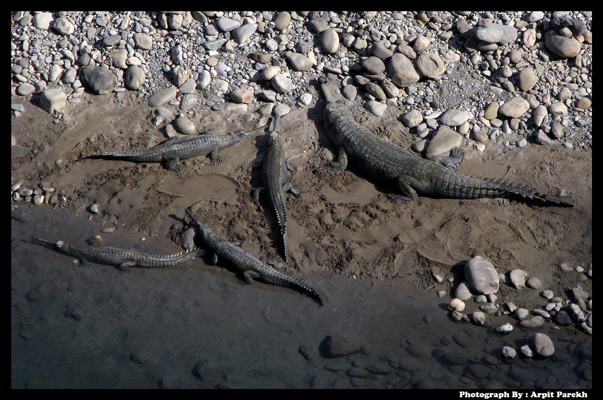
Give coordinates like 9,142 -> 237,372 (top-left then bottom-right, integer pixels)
11,204 -> 591,389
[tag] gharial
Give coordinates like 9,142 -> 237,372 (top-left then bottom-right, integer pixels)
79,123 -> 268,170
185,207 -> 323,305
319,80 -> 573,207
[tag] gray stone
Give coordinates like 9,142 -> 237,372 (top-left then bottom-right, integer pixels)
52,17 -> 75,35
388,53 -> 420,87
509,269 -> 529,289
520,315 -> 544,328
216,17 -> 241,32
285,52 -> 313,71
364,82 -> 387,101
439,109 -> 469,127
133,33 -> 153,50
38,88 -> 67,113
33,12 -> 53,30
111,48 -> 128,69
499,96 -> 530,118
174,116 -> 196,135
273,11 -> 292,31
271,74 -> 294,94
518,67 -> 538,91
320,335 -> 361,358
232,23 -> 257,44
322,29 -> 339,54
17,82 -> 36,96
148,86 -> 178,107
124,66 -> 145,90
361,56 -> 386,74
532,105 -> 547,127
475,23 -> 505,43
425,126 -> 463,158
545,30 -> 581,58
365,100 -> 387,116
401,109 -> 423,128
464,256 -> 499,295
415,52 -> 445,79
79,65 -> 117,94
531,333 -> 555,357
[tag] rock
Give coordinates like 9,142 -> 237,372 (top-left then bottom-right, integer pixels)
425,126 -> 462,158
364,82 -> 387,101
495,322 -> 513,334
17,82 -> 36,96
415,52 -> 446,79
111,48 -> 128,69
413,35 -> 431,53
322,29 -> 339,54
531,332 -> 555,357
232,23 -> 257,44
464,256 -> 499,295
285,52 -> 314,71
471,311 -> 486,325
361,56 -> 386,74
369,42 -> 394,59
320,335 -> 362,358
498,25 -> 518,45
271,74 -> 294,94
133,33 -> 153,50
33,12 -> 53,30
520,315 -> 544,328
388,53 -> 420,87
532,105 -> 547,127
484,102 -> 499,119
52,17 -> 75,35
520,345 -> 534,358
439,109 -> 469,127
365,100 -> 387,117
273,11 -> 291,31
230,87 -> 254,104
518,67 -> 538,91
499,96 -> 530,118
502,346 -> 517,359
148,86 -> 178,107
449,298 -> 465,312
475,23 -> 505,43
401,109 -> 423,128
454,281 -> 473,301
545,30 -> 581,58
575,97 -> 592,110
526,276 -> 542,290
38,89 -> 67,113
79,65 -> 117,94
553,309 -> 573,326
216,17 -> 240,32
509,269 -> 529,289
174,116 -> 196,135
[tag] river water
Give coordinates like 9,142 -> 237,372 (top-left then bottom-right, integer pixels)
11,204 -> 591,389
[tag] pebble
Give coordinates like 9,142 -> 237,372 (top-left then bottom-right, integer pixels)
364,82 -> 387,101
415,52 -> 446,79
463,255 -> 499,295
271,74 -> 294,94
438,108 -> 469,127
388,53 -> 419,87
532,105 -> 547,127
401,109 -> 423,128
17,82 -> 36,96
148,86 -> 178,108
449,298 -> 465,312
174,116 -> 196,135
230,87 -> 254,104
544,30 -> 581,58
531,332 -> 555,357
365,100 -> 387,117
520,315 -> 544,328
273,12 -> 291,31
38,88 -> 67,113
502,346 -> 517,359
320,335 -> 362,358
232,23 -> 257,44
508,269 -> 529,289
79,65 -> 117,94
124,66 -> 145,90
518,67 -> 538,91
425,126 -> 462,158
498,96 -> 530,118
322,29 -> 340,54
285,52 -> 314,71
495,322 -> 513,334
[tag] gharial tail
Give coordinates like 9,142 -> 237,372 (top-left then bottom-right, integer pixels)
440,173 -> 574,207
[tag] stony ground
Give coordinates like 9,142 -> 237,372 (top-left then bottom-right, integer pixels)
11,11 -> 592,388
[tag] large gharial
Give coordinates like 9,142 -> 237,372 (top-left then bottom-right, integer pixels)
252,112 -> 299,263
80,123 -> 268,170
185,207 -> 323,305
319,81 -> 573,207
32,236 -> 203,269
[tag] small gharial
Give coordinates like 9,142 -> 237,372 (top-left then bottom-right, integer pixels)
32,236 -> 203,269
79,123 -> 269,170
319,80 -> 573,207
252,112 -> 299,263
185,207 -> 323,305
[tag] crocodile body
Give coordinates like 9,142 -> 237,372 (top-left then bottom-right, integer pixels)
32,236 -> 202,269
82,124 -> 267,169
320,83 -> 573,207
254,115 -> 297,263
185,208 -> 323,305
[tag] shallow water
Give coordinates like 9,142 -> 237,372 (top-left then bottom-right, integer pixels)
11,204 -> 591,389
